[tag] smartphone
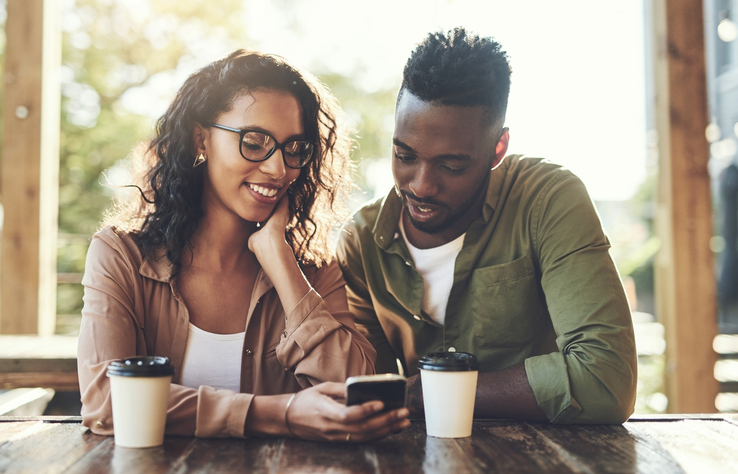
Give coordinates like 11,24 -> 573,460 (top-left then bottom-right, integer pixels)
345,374 -> 407,412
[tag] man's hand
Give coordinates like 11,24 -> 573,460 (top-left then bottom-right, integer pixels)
405,374 -> 425,419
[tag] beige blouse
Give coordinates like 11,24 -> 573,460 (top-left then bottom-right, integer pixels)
77,227 -> 376,438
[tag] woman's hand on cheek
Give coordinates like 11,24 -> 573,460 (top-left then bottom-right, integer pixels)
248,197 -> 292,264
247,194 -> 311,311
286,382 -> 411,443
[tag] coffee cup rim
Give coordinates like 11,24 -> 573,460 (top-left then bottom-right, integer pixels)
418,351 -> 479,371
107,356 -> 174,377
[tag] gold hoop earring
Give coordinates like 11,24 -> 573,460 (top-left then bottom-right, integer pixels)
193,154 -> 206,168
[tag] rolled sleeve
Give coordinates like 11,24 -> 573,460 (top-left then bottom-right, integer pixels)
279,289 -> 343,366
194,386 -> 254,438
525,352 -> 581,423
275,261 -> 376,386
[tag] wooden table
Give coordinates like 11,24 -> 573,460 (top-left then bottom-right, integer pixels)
1,415 -> 737,473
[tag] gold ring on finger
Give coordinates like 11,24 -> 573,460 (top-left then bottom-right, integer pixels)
346,433 -> 351,442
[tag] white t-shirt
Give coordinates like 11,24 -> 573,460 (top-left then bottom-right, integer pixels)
400,218 -> 465,326
180,323 -> 245,393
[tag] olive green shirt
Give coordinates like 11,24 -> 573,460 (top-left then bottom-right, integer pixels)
337,155 -> 637,424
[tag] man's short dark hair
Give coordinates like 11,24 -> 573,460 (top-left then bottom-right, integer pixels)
400,27 -> 512,130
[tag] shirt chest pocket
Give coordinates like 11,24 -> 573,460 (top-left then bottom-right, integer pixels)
467,255 -> 546,348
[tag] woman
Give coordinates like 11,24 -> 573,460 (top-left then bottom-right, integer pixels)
77,50 -> 409,441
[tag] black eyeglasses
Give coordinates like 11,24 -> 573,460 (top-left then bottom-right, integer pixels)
208,123 -> 315,169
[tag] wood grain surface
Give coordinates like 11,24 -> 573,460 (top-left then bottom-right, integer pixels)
1,417 -> 737,473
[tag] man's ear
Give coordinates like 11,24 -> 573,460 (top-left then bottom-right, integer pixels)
193,123 -> 209,155
491,128 -> 510,169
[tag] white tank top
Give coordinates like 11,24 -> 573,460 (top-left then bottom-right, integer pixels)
180,323 -> 245,393
400,219 -> 465,326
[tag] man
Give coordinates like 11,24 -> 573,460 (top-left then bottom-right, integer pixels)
337,27 -> 637,423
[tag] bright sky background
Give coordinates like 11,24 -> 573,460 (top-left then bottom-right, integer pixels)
241,0 -> 648,201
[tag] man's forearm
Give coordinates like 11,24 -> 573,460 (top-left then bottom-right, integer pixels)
406,363 -> 548,421
474,363 -> 548,420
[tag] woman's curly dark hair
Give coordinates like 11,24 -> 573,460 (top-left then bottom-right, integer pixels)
400,27 -> 512,130
104,50 -> 353,276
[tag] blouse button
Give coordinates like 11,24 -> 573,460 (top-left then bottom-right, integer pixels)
413,315 -> 421,321
245,349 -> 253,356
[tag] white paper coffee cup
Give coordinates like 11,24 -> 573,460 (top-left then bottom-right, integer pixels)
418,351 -> 479,438
107,356 -> 174,448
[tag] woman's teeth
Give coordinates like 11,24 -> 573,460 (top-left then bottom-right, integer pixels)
249,184 -> 278,197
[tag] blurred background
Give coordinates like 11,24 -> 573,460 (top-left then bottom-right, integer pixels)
0,0 -> 737,415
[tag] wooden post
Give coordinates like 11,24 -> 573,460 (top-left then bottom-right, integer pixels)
0,0 -> 60,335
652,0 -> 719,412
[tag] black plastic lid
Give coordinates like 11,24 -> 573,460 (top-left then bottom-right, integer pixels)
106,356 -> 174,377
418,351 -> 479,372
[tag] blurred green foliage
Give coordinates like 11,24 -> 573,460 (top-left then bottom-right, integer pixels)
0,0 -> 397,333
57,0 -> 253,239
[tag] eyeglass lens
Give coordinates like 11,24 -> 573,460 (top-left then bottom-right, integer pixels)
241,131 -> 313,168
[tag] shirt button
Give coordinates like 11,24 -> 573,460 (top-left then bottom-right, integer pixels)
448,347 -> 456,352
245,349 -> 252,356
413,315 -> 421,321
283,331 -> 288,337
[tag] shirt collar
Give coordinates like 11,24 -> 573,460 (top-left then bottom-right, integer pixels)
139,246 -> 172,282
483,155 -> 514,222
373,190 -> 404,250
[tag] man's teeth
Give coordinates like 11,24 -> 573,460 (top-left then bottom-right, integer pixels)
418,206 -> 432,212
249,184 -> 278,197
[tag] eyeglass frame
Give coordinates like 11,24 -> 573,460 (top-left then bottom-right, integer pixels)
207,123 -> 316,169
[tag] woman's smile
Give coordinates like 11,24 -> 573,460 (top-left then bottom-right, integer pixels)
247,184 -> 279,198
245,182 -> 281,205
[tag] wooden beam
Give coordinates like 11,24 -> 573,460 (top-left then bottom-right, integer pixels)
0,0 -> 60,335
0,367 -> 79,392
652,0 -> 720,412
0,335 -> 78,391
